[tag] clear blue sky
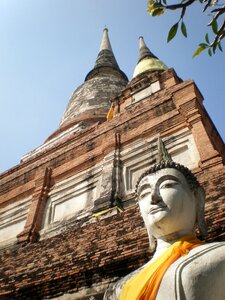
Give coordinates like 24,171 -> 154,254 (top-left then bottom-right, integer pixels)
0,0 -> 224,173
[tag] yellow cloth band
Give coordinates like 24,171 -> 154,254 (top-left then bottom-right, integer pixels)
120,235 -> 204,300
91,206 -> 123,218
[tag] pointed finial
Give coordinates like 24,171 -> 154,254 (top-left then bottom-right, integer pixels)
99,27 -> 112,51
138,36 -> 157,62
156,137 -> 172,163
84,28 -> 128,82
132,36 -> 168,78
139,36 -> 146,49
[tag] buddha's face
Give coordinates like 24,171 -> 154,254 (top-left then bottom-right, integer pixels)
137,168 -> 197,239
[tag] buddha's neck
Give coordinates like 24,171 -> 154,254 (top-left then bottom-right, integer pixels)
153,230 -> 194,259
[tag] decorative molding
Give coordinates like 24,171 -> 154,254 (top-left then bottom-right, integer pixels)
131,81 -> 160,105
120,129 -> 200,196
39,129 -> 200,239
40,164 -> 102,235
17,167 -> 52,243
0,196 -> 32,247
21,123 -> 86,162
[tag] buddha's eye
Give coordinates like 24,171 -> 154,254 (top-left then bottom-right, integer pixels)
160,181 -> 178,189
139,189 -> 151,199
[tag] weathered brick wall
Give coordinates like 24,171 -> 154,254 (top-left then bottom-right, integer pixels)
200,165 -> 225,241
0,206 -> 149,299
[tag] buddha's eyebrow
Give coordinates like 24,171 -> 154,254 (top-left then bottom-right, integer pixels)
137,183 -> 151,197
157,175 -> 181,185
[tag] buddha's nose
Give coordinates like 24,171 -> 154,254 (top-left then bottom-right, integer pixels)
150,188 -> 160,204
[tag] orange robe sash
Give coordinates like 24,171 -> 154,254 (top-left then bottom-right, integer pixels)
120,236 -> 204,300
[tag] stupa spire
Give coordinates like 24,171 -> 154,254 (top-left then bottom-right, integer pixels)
57,28 -> 128,132
138,36 -> 157,62
85,28 -> 127,81
133,36 -> 168,78
99,28 -> 113,51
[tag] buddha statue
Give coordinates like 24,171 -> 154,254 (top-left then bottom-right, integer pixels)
104,139 -> 225,300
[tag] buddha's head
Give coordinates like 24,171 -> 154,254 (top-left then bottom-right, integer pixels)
135,139 -> 207,252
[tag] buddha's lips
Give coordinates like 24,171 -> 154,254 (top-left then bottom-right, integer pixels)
148,205 -> 167,214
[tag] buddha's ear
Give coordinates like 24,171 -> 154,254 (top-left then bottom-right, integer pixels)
194,186 -> 207,239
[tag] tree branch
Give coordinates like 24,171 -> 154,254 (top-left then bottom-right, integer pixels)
210,19 -> 225,47
161,0 -> 196,10
213,5 -> 225,21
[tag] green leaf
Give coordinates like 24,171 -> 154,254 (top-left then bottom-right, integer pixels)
167,23 -> 179,42
208,48 -> 212,56
152,7 -> 164,16
192,46 -> 207,58
218,42 -> 223,52
205,33 -> 209,44
211,19 -> 218,34
162,0 -> 167,4
181,21 -> 187,37
152,2 -> 161,8
199,43 -> 208,49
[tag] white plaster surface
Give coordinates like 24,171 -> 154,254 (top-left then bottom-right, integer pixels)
40,151 -> 119,239
0,219 -> 26,244
155,242 -> 225,300
151,81 -> 161,93
0,196 -> 31,246
53,185 -> 97,222
131,81 -> 160,104
41,163 -> 102,231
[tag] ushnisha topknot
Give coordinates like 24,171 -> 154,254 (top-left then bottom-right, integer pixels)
135,138 -> 200,197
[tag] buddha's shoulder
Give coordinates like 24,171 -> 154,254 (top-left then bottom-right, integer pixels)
186,241 -> 225,260
104,242 -> 225,300
170,241 -> 225,272
157,242 -> 225,299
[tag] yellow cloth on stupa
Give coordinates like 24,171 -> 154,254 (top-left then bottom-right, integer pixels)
120,235 -> 204,300
106,103 -> 115,120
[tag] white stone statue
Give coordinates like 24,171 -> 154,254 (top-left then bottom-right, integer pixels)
104,140 -> 225,300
